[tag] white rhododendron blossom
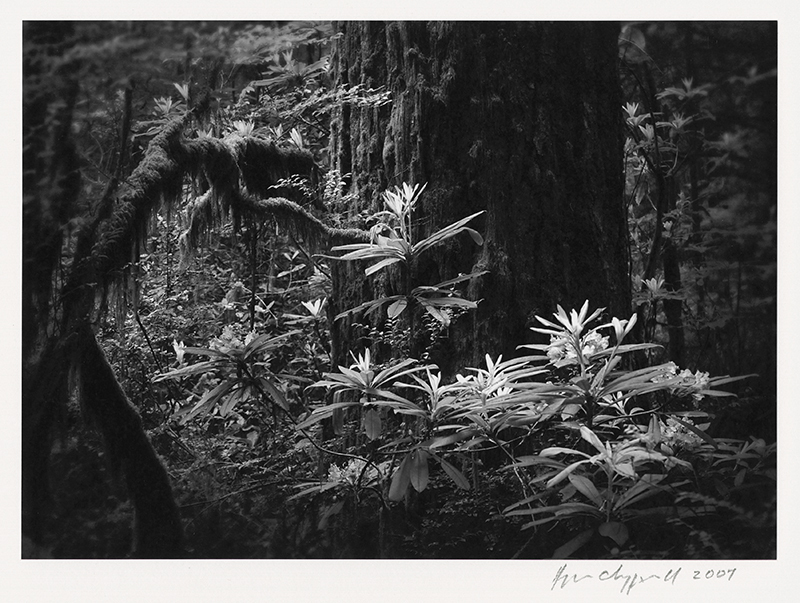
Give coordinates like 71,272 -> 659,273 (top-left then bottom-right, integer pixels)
455,355 -> 510,398
651,362 -> 710,401
662,417 -> 705,450
209,325 -> 244,352
581,331 -> 609,357
546,330 -> 609,362
301,297 -> 326,318
677,369 -> 710,394
546,334 -> 570,362
651,361 -> 679,383
172,339 -> 186,365
625,418 -> 704,467
327,459 -> 384,486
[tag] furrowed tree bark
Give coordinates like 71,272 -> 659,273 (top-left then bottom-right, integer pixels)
328,22 -> 629,373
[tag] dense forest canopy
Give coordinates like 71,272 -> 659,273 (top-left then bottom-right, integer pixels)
20,20 -> 778,566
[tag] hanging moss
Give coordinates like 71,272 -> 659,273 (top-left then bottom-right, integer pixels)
179,188 -> 218,256
91,119 -> 186,277
227,135 -> 317,197
172,130 -> 369,256
182,136 -> 239,194
63,117 -> 188,323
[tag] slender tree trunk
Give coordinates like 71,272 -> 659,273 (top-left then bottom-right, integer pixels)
328,21 -> 629,373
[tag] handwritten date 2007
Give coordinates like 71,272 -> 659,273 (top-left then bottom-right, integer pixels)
551,564 -> 736,595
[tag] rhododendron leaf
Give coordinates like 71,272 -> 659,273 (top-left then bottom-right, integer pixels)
364,408 -> 382,440
389,454 -> 412,501
409,449 -> 429,492
387,298 -> 408,319
599,521 -> 629,546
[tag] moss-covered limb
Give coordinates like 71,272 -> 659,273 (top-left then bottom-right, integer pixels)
72,86 -> 135,276
225,134 -> 318,198
65,120 -> 332,319
91,118 -> 188,277
73,324 -> 183,558
173,133 -> 327,253
232,191 -> 370,248
180,133 -> 316,203
180,135 -> 239,196
63,117 -> 189,323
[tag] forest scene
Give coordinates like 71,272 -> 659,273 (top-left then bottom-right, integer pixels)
21,20 -> 777,562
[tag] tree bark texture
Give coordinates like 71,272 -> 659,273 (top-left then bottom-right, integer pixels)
328,22 -> 629,373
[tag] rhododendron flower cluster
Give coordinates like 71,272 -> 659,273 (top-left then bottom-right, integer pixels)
546,330 -> 609,362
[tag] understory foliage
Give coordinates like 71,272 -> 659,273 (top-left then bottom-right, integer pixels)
23,21 -> 775,559
619,23 -> 776,439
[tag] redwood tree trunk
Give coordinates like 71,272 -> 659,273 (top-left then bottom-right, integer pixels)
329,22 -> 629,373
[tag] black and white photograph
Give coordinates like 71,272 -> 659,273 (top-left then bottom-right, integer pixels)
12,9 -> 795,602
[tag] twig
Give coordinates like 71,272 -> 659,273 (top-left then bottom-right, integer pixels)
134,312 -> 164,374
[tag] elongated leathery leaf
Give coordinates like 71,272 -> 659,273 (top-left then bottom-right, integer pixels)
389,454 -> 412,501
409,449 -> 429,492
